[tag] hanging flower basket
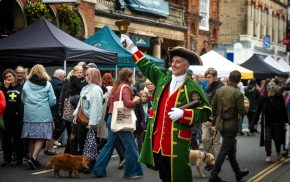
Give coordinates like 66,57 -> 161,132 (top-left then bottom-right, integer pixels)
24,1 -> 49,25
58,5 -> 81,36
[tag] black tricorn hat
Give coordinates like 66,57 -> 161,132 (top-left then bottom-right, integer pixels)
168,46 -> 203,65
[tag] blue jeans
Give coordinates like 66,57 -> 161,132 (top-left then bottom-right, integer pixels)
92,115 -> 143,177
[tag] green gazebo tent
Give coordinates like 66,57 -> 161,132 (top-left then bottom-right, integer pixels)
84,25 -> 164,70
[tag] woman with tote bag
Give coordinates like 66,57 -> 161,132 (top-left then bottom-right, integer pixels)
92,68 -> 143,179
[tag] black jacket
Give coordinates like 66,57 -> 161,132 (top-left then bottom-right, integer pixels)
50,77 -> 63,103
205,81 -> 223,104
1,83 -> 24,121
245,86 -> 260,112
255,94 -> 288,126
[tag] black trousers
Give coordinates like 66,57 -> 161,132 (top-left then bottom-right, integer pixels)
52,111 -> 65,140
247,111 -> 256,133
212,132 -> 240,175
64,120 -> 72,154
265,125 -> 282,156
70,122 -> 88,155
2,118 -> 23,162
153,152 -> 171,182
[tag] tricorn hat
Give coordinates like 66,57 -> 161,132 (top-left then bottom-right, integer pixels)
168,46 -> 202,65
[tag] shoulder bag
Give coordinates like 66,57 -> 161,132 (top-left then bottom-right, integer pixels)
111,84 -> 137,132
77,86 -> 95,126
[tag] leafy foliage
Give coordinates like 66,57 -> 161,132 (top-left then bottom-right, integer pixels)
24,1 -> 49,25
58,5 -> 81,36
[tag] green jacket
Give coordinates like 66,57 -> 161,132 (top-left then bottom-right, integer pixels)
133,51 -> 211,181
211,83 -> 247,133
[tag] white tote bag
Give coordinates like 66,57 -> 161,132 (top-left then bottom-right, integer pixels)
111,84 -> 137,132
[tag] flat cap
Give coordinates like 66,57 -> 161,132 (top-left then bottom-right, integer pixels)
84,63 -> 98,69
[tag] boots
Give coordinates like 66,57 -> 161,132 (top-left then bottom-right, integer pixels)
235,169 -> 249,182
209,173 -> 226,182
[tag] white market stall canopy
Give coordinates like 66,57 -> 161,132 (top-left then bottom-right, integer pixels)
264,56 -> 290,75
189,50 -> 253,79
278,58 -> 290,73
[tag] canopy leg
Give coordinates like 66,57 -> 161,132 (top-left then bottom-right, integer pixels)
64,60 -> 67,75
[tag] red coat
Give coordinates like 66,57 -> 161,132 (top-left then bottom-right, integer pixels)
0,90 -> 6,117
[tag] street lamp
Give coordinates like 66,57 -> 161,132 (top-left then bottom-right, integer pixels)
115,19 -> 130,48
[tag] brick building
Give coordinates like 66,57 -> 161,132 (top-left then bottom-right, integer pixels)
0,0 -> 221,60
182,0 -> 221,55
218,0 -> 288,64
0,0 -> 96,39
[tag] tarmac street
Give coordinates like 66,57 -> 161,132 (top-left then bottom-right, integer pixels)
0,126 -> 290,182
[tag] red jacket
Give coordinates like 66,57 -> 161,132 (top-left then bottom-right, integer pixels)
0,90 -> 6,117
108,84 -> 137,113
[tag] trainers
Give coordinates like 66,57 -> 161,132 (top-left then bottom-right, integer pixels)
54,141 -> 62,147
1,162 -> 12,167
128,176 -> 140,179
266,156 -> 271,163
118,159 -> 125,169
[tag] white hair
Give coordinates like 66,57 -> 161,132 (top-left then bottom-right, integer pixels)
53,69 -> 65,78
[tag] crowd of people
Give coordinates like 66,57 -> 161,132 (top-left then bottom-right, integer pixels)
0,36 -> 290,182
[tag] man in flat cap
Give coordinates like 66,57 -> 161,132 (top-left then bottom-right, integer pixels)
121,34 -> 211,182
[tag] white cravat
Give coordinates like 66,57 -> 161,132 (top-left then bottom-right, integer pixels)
169,74 -> 186,95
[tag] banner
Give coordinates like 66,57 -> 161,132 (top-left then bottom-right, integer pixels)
131,35 -> 150,48
118,0 -> 169,17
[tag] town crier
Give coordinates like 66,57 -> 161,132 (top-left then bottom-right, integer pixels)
121,34 -> 211,182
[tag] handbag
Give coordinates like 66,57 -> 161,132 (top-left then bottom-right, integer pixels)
77,105 -> 89,126
77,86 -> 96,126
62,98 -> 74,122
83,129 -> 98,160
111,84 -> 137,132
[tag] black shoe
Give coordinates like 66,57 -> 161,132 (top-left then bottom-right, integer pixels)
83,168 -> 91,174
32,158 -> 41,168
236,170 -> 249,182
209,173 -> 226,182
282,150 -> 288,158
27,159 -> 36,169
16,160 -> 23,165
1,162 -> 12,167
28,158 -> 41,169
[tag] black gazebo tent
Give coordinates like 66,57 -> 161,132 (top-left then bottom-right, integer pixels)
0,17 -> 117,67
240,54 -> 288,79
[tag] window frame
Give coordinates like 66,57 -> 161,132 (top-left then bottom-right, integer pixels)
199,0 -> 210,31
